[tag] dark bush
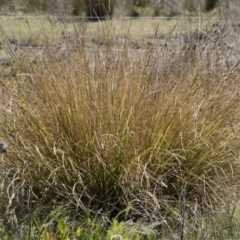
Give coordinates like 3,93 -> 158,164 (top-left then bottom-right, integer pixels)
84,0 -> 114,21
205,0 -> 218,11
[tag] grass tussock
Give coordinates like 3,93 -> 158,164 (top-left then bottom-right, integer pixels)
1,16 -> 240,238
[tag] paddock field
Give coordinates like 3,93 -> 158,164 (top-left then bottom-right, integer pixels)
1,11 -> 240,240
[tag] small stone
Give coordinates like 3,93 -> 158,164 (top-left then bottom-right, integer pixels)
0,141 -> 7,153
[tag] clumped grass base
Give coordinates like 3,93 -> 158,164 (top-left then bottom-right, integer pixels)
1,17 -> 240,239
